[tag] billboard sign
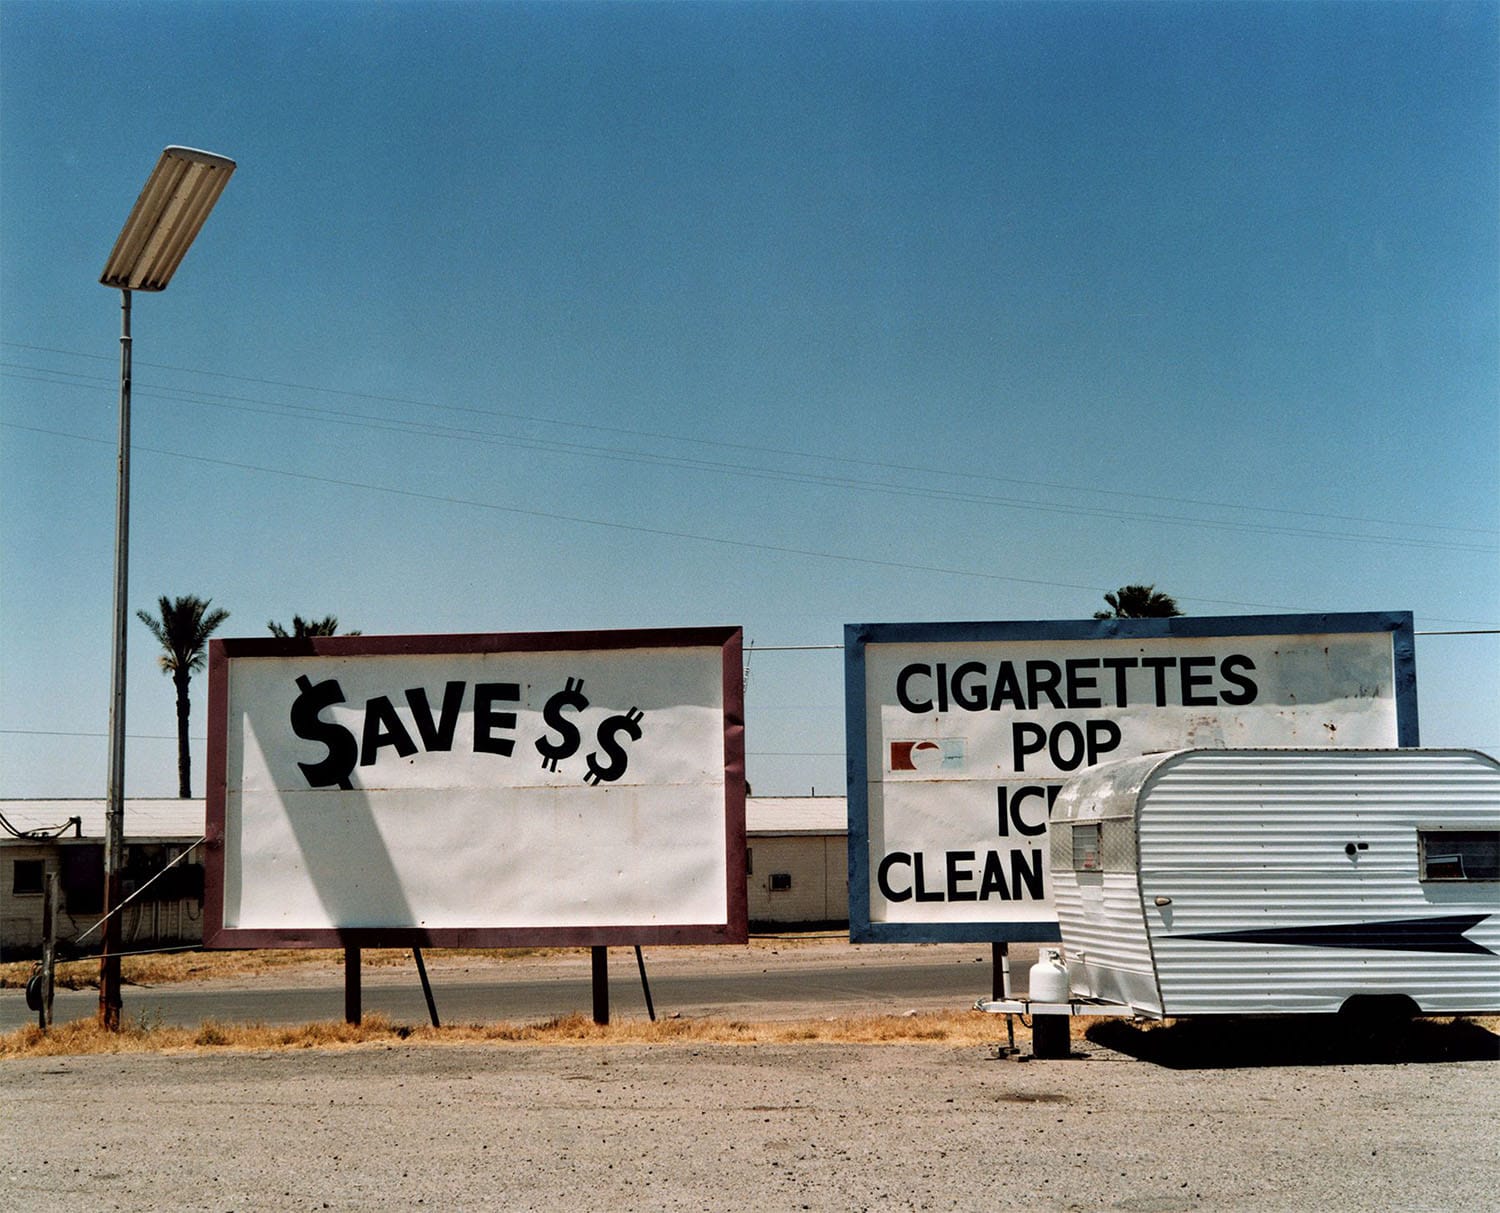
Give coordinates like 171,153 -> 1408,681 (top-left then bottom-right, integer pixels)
204,627 -> 746,948
846,611 -> 1417,943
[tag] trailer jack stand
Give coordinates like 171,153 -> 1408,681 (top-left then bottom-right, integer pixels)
988,1013 -> 1024,1060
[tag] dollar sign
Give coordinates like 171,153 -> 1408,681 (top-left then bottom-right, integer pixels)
584,707 -> 644,786
290,674 -> 358,790
536,677 -> 589,772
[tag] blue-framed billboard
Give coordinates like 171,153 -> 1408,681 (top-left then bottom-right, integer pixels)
845,611 -> 1418,944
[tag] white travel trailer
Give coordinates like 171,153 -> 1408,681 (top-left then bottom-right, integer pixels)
1048,748 -> 1500,1019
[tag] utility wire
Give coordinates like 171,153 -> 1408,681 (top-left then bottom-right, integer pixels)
0,809 -> 82,838
21,365 -> 1500,549
3,628 -> 1494,749
0,419 -> 1316,608
10,416 -> 1493,624
4,342 -> 1494,542
6,415 -> 1500,631
9,361 -> 1489,555
4,382 -> 1493,558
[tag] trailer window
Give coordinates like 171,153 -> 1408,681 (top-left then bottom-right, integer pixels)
1072,823 -> 1102,872
1418,830 -> 1499,882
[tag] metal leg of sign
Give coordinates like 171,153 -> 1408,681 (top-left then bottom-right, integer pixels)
344,947 -> 361,1026
635,945 -> 656,1022
413,947 -> 440,1028
992,941 -> 1011,1001
591,946 -> 609,1025
992,942 -> 1020,1059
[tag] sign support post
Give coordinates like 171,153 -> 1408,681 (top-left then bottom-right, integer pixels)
413,948 -> 439,1027
635,945 -> 656,1022
344,947 -> 361,1026
591,946 -> 609,1025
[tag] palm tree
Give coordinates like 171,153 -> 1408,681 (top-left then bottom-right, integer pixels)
136,594 -> 230,798
267,614 -> 360,638
1094,584 -> 1183,619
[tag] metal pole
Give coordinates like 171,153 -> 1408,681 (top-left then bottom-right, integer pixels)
344,946 -> 362,1025
634,945 -> 656,1022
40,873 -> 58,1030
99,288 -> 131,1031
413,947 -> 440,1027
992,941 -> 1019,1058
591,946 -> 609,1025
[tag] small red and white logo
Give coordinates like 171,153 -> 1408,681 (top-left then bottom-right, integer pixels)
890,738 -> 965,772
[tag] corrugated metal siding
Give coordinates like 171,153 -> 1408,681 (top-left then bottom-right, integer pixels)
1052,870 -> 1162,1014
1051,779 -> 1161,1014
1139,750 -> 1500,1014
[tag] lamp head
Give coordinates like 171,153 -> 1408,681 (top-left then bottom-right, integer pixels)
100,146 -> 236,291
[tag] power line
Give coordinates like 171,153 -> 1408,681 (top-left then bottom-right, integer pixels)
6,416 -> 1498,627
4,341 -> 1494,544
0,729 -> 197,742
5,367 -> 1493,558
0,419 -> 1154,595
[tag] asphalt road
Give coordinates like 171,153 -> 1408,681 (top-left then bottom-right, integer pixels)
0,941 -> 1022,1032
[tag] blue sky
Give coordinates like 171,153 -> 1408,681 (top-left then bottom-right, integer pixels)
2,0 -> 1496,799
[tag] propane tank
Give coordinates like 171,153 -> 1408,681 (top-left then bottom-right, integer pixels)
1028,947 -> 1070,1003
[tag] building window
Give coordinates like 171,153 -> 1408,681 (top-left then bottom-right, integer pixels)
769,872 -> 792,892
12,859 -> 44,896
1419,830 -> 1499,881
746,847 -> 753,876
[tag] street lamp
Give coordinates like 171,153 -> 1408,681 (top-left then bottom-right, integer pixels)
97,147 -> 235,1029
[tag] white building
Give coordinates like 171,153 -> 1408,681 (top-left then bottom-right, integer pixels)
745,797 -> 849,929
1,799 -> 206,960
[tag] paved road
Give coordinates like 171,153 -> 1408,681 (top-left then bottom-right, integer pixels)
0,941 -> 1027,1031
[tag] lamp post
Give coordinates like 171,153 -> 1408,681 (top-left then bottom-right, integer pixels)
97,147 -> 235,1029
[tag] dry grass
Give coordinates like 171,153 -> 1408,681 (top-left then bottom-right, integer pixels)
1,1009 -> 1018,1058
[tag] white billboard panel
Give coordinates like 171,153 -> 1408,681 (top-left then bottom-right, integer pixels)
846,612 -> 1418,943
204,628 -> 746,947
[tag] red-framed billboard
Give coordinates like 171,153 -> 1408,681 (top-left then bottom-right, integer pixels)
203,626 -> 746,948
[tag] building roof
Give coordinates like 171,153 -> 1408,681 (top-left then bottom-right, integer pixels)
3,796 -> 850,841
0,799 -> 206,841
745,797 -> 848,835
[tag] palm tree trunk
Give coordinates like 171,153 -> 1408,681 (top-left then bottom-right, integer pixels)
174,669 -> 192,798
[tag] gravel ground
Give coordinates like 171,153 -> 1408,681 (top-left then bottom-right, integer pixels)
4,1031 -> 1497,1212
5,942 -> 1497,1210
